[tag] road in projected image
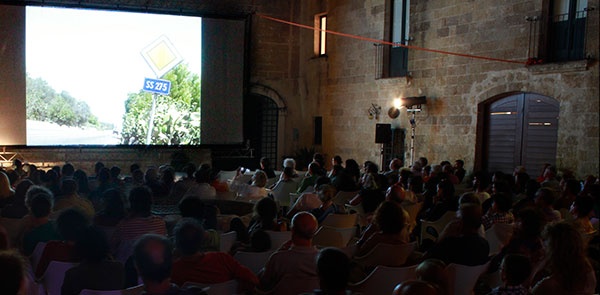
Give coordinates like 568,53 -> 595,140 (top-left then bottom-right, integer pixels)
27,120 -> 120,145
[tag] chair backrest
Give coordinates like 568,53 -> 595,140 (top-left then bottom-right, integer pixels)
40,261 -> 78,295
182,280 -> 239,295
313,226 -> 345,248
29,241 -> 47,271
349,265 -> 418,294
446,262 -> 490,295
219,231 -> 237,253
233,250 -> 274,274
270,182 -> 298,207
321,213 -> 358,228
485,223 -> 514,255
332,191 -> 359,209
344,204 -> 368,227
216,191 -> 236,201
265,230 -> 292,251
79,284 -> 144,295
419,211 -> 458,245
115,239 -> 137,263
353,242 -> 417,269
271,275 -> 320,295
217,170 -> 237,183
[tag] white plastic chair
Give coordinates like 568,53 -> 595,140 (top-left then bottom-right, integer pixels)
332,190 -> 359,211
353,242 -> 417,269
349,265 -> 418,294
402,202 -> 423,231
233,250 -> 274,274
217,170 -> 238,183
485,223 -> 514,255
29,242 -> 47,271
265,230 -> 291,250
38,261 -> 78,295
182,280 -> 239,295
419,211 -> 457,245
270,275 -> 319,295
446,261 -> 490,295
219,231 -> 237,253
321,213 -> 358,228
313,226 -> 346,248
79,284 -> 144,295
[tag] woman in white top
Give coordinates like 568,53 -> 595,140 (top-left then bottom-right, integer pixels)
230,169 -> 269,202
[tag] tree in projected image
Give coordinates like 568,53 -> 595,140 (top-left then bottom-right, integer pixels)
26,75 -> 105,129
120,64 -> 201,145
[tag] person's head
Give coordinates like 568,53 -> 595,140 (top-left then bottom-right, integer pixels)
435,178 -> 455,202
544,221 -> 592,292
458,203 -> 483,231
178,197 -> 205,219
374,201 -> 406,234
14,179 -> 33,203
308,162 -> 319,176
0,250 -> 28,295
313,153 -> 325,168
543,165 -> 557,179
500,254 -> 531,286
408,175 -> 424,194
570,195 -> 594,218
534,187 -> 557,207
0,172 -> 13,197
316,247 -> 350,293
363,161 -> 378,174
94,162 -> 105,175
332,155 -> 343,167
160,166 -> 175,184
75,226 -> 111,263
56,208 -> 90,241
253,197 -> 277,221
291,212 -> 318,243
282,167 -> 294,180
415,259 -> 447,291
144,167 -> 158,183
61,163 -> 75,178
26,186 -> 54,217
29,193 -> 53,219
283,158 -> 296,170
458,192 -> 481,206
249,229 -> 271,252
130,163 -> 141,174
173,218 -> 204,256
60,179 -> 78,195
563,178 -> 581,196
389,158 -> 403,171
129,186 -> 153,216
515,208 -> 545,238
418,157 -> 429,167
313,176 -> 332,190
252,170 -> 268,188
194,166 -> 212,184
393,280 -> 439,295
454,159 -> 464,169
385,183 -> 405,204
109,166 -> 122,179
317,184 -> 337,204
133,234 -> 173,284
491,192 -> 512,213
73,169 -> 89,192
101,188 -> 125,218
181,163 -> 196,179
260,157 -> 271,170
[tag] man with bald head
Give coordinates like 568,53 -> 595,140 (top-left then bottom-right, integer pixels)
259,212 -> 319,292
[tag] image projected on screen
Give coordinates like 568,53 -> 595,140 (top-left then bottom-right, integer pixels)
26,7 -> 201,146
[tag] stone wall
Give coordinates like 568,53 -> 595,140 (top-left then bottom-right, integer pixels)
251,0 -> 599,177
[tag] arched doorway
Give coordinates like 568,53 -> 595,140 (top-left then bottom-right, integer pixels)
476,92 -> 559,174
244,94 -> 279,169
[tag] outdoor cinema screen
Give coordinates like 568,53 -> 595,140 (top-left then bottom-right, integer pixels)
18,5 -> 245,146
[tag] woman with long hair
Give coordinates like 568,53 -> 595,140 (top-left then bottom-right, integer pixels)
532,222 -> 596,294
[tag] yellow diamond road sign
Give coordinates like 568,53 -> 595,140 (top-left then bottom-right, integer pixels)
141,35 -> 183,78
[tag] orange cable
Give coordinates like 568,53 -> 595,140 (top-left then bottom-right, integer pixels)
256,13 -> 527,65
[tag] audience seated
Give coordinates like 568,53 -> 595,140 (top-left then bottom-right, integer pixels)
133,234 -> 206,295
297,163 -> 322,194
73,169 -> 91,199
270,167 -> 299,207
355,201 -> 408,257
489,254 -> 531,295
260,157 -> 276,179
61,225 -> 125,295
570,195 -> 596,235
0,171 -> 15,206
310,247 -> 351,295
532,222 -> 596,294
259,212 -> 319,291
1,179 -> 33,219
170,218 -> 258,291
424,203 -> 489,266
111,186 -> 167,257
35,208 -> 89,277
0,250 -> 28,295
415,259 -> 448,294
309,184 -> 340,224
93,188 -> 126,227
231,197 -> 284,244
22,187 -> 60,256
230,169 -> 269,201
169,163 -> 197,202
481,192 -> 514,230
51,178 -> 95,219
534,187 -> 561,223
287,176 -> 331,219
393,280 -> 439,295
282,158 -> 299,178
182,165 -> 217,200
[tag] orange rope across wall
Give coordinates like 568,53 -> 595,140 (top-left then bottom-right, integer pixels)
256,13 -> 527,65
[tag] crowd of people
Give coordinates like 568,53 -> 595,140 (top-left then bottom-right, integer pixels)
0,154 -> 598,295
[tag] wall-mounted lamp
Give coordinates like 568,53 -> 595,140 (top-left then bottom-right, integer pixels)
368,103 -> 382,120
388,96 -> 427,119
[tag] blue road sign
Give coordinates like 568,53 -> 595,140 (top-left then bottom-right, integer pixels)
142,78 -> 171,95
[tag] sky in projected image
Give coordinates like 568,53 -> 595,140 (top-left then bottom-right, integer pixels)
26,6 -> 202,130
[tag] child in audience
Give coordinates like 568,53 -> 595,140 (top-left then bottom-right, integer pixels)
490,254 -> 531,295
